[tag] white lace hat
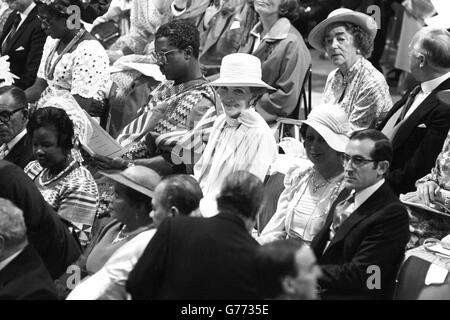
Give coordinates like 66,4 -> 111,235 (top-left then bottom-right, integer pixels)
308,8 -> 378,52
210,53 -> 275,90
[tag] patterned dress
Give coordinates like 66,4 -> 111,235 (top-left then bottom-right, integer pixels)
322,57 -> 392,131
25,160 -> 99,248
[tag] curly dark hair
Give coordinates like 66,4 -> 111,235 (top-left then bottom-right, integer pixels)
279,0 -> 301,23
27,107 -> 74,151
323,22 -> 374,58
155,19 -> 200,58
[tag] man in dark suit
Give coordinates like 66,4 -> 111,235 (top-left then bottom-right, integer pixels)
0,85 -> 33,169
127,171 -> 265,300
0,0 -> 46,90
0,160 -> 81,279
377,27 -> 450,195
311,129 -> 409,299
0,198 -> 57,300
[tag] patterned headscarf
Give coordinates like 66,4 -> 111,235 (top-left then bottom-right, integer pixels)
35,0 -> 81,15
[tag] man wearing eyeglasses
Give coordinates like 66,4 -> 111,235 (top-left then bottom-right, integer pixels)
310,129 -> 409,299
0,85 -> 33,169
0,0 -> 46,90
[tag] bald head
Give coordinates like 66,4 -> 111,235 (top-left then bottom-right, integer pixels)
410,27 -> 450,72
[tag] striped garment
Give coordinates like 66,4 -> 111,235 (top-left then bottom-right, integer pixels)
117,79 -> 218,164
25,160 -> 99,247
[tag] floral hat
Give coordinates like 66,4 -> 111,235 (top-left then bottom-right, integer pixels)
35,0 -> 79,15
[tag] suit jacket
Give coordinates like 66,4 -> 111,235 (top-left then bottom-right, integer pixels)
0,245 -> 57,300
4,132 -> 34,169
0,160 -> 81,279
0,6 -> 46,89
127,212 -> 261,300
377,78 -> 450,194
310,183 -> 409,299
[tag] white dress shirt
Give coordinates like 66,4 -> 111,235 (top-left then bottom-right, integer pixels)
17,2 -> 36,29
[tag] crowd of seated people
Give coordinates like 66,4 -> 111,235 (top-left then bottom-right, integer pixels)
1,0 -> 450,301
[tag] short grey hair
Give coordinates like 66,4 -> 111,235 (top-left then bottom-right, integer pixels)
415,27 -> 450,69
0,198 -> 27,248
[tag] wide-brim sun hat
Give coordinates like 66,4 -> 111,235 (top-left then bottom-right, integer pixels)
100,165 -> 161,198
301,104 -> 350,153
210,53 -> 276,91
308,8 -> 378,52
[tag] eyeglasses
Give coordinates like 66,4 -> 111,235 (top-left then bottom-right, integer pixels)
149,49 -> 178,64
0,107 -> 26,123
342,153 -> 377,167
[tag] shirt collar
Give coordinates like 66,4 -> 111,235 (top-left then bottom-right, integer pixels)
353,178 -> 385,210
421,70 -> 450,94
338,57 -> 363,82
7,128 -> 26,150
250,17 -> 290,42
0,248 -> 24,272
19,2 -> 36,21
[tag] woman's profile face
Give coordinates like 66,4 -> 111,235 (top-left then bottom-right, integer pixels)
303,126 -> 340,167
110,183 -> 135,224
31,125 -> 67,169
37,7 -> 67,39
324,24 -> 359,72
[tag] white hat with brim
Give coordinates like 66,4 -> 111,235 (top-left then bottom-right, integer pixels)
210,53 -> 276,91
437,89 -> 450,106
308,8 -> 378,52
100,165 -> 161,198
301,104 -> 350,153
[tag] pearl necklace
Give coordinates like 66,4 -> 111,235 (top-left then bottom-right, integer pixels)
311,171 -> 329,193
45,28 -> 86,80
39,159 -> 77,187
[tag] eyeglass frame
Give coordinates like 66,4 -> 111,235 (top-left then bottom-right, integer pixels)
0,107 -> 27,123
149,49 -> 179,65
342,153 -> 378,167
36,14 -> 55,25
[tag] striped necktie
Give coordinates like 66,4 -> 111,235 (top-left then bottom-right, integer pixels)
1,13 -> 21,54
395,85 -> 422,125
330,190 -> 355,239
0,143 -> 9,159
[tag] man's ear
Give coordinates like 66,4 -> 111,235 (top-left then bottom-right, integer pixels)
21,108 -> 29,120
377,160 -> 390,177
169,206 -> 180,217
282,276 -> 295,295
418,53 -> 426,68
184,46 -> 194,59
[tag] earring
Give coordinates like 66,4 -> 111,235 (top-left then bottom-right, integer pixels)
356,49 -> 361,55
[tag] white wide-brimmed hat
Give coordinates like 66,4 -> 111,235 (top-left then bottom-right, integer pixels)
100,165 -> 161,198
308,8 -> 378,52
301,104 -> 350,152
210,53 -> 275,90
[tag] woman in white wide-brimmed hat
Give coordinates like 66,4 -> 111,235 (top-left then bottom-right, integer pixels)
259,103 -> 349,244
194,53 -> 278,217
308,8 -> 392,131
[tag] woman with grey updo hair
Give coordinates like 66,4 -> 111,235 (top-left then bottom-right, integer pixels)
308,8 -> 392,131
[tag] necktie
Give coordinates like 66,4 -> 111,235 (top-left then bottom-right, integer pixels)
395,85 -> 422,125
2,13 -> 21,54
0,143 -> 8,159
330,190 -> 355,239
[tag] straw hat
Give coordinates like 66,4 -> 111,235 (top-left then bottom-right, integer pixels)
210,53 -> 275,90
100,166 -> 161,198
308,8 -> 378,52
301,104 -> 350,152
